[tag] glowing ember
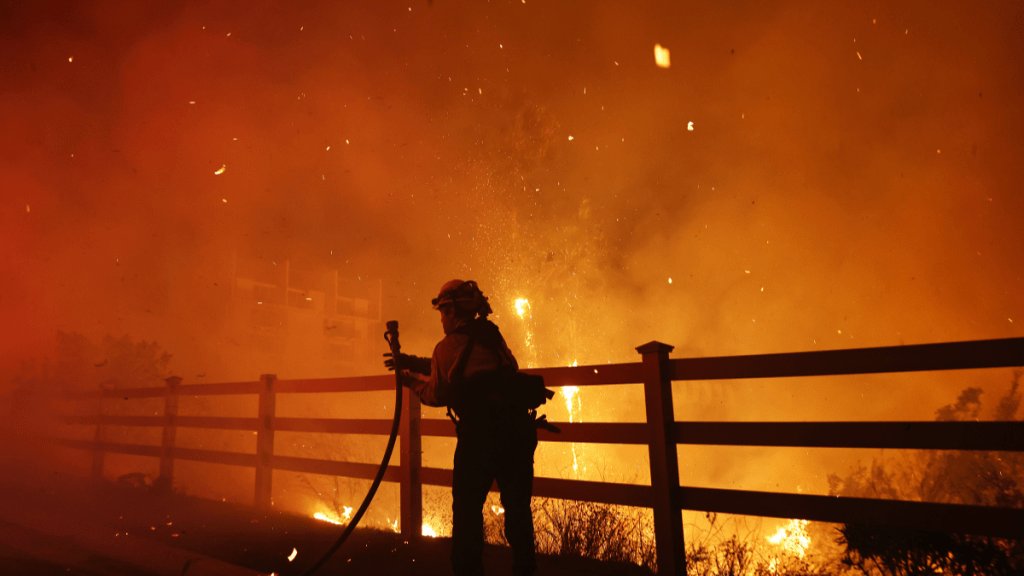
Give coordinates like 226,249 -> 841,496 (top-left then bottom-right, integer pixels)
654,43 -> 671,68
287,547 -> 298,562
422,524 -> 438,537
767,519 -> 811,558
687,122 -> 693,131
214,165 -> 226,175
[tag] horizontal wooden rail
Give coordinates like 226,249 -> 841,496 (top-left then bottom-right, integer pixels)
270,455 -> 401,483
274,417 -> 395,435
674,421 -> 1024,451
65,415 -> 259,431
670,337 -> 1024,381
677,486 -> 1024,541
56,438 -> 162,458
420,466 -> 653,507
64,381 -> 262,400
275,376 -> 395,394
419,419 -> 650,444
522,362 -> 644,388
170,447 -> 258,468
55,438 -> 256,468
175,382 -> 262,396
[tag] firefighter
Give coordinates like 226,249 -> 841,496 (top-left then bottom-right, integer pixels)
385,280 -> 538,576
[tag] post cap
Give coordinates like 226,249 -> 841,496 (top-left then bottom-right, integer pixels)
635,341 -> 674,355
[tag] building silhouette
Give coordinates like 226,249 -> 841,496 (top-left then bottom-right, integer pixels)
228,257 -> 381,379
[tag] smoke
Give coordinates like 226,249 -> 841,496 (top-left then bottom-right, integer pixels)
2,0 -> 1023,520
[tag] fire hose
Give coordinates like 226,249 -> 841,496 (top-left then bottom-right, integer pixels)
297,320 -> 404,576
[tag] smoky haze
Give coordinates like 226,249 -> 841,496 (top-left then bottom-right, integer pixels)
1,0 -> 1023,516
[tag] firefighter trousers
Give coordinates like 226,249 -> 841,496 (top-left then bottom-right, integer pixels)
451,411 -> 538,576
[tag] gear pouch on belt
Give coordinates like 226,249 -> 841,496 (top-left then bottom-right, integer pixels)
502,372 -> 555,410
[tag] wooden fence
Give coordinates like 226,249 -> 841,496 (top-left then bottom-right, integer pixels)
58,337 -> 1024,575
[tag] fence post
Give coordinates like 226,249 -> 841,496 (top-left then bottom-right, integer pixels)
637,341 -> 686,576
90,392 -> 105,481
400,387 -> 422,541
255,374 -> 276,511
157,376 -> 181,492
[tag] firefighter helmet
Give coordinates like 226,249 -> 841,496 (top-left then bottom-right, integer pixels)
432,280 -> 492,318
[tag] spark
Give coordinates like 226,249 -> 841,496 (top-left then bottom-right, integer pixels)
654,43 -> 671,68
26,205 -> 30,212
287,548 -> 298,562
856,51 -> 862,60
668,278 -> 672,284
222,199 -> 227,203
687,121 -> 693,131
326,145 -> 330,150
568,135 -> 574,141
214,165 -> 226,175
68,56 -> 73,62
189,101 -> 195,104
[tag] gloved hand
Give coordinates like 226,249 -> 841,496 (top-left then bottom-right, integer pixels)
383,352 -> 431,375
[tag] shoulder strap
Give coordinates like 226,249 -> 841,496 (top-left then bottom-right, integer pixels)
454,319 -> 515,372
450,336 -> 476,385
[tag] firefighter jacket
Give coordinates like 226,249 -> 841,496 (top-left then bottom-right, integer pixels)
402,317 -> 518,408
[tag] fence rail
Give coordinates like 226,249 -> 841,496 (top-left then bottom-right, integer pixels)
56,336 -> 1024,576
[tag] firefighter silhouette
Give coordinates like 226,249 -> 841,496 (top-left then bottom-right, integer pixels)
386,280 -> 539,576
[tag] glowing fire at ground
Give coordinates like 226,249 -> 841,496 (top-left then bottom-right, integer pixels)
422,524 -> 438,537
313,506 -> 352,526
767,519 -> 811,559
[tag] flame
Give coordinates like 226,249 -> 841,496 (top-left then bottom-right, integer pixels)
563,378 -> 584,476
654,43 -> 671,68
514,298 -> 530,318
422,524 -> 438,537
767,519 -> 811,559
313,506 -> 352,526
491,505 -> 504,515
